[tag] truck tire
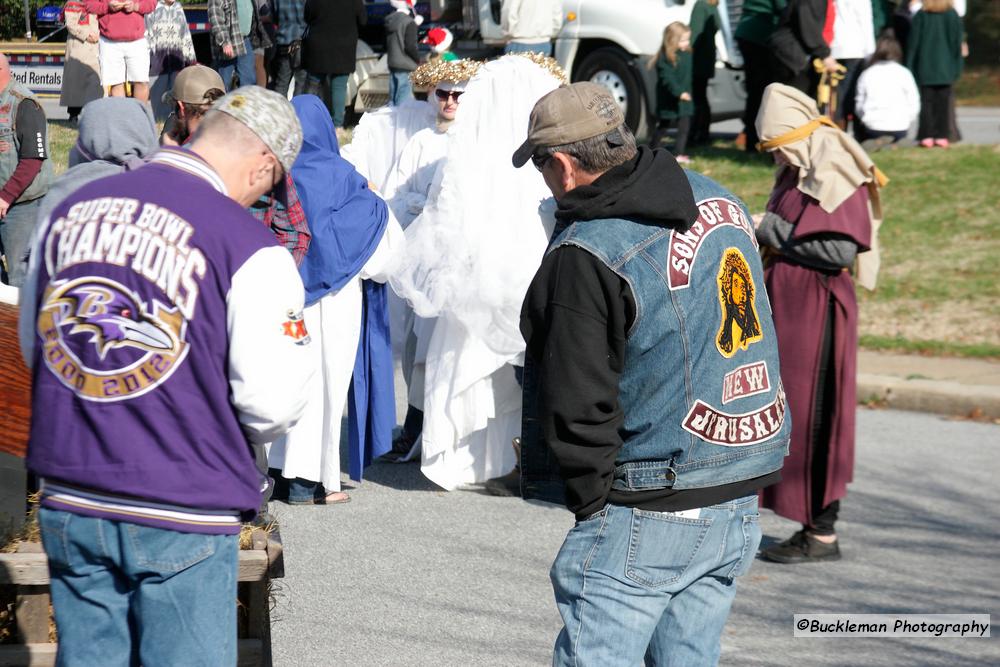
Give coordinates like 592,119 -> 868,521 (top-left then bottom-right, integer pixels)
574,47 -> 646,134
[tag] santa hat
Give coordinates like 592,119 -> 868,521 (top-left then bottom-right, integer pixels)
389,0 -> 413,11
422,27 -> 454,55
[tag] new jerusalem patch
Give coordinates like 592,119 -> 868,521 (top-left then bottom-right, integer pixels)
282,309 -> 310,345
721,361 -> 770,404
682,387 -> 786,447
715,247 -> 762,358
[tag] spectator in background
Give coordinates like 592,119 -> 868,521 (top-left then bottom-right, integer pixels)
770,0 -> 839,96
60,1 -> 102,124
385,0 -> 420,106
650,22 -> 694,163
501,0 -> 563,56
145,0 -> 197,120
208,0 -> 259,89
302,0 -> 366,131
854,33 -> 920,149
160,64 -> 227,145
829,0 -> 876,129
423,27 -> 456,62
85,0 -> 156,101
734,0 -> 783,153
905,0 -> 963,148
271,0 -> 307,97
0,54 -> 53,287
689,0 -> 720,146
253,0 -> 275,88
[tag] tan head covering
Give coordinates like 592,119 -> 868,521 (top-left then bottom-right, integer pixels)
755,83 -> 888,290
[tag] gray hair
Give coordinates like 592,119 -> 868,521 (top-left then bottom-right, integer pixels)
544,126 -> 638,174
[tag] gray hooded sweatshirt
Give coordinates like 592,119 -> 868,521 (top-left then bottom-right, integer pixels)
37,97 -> 159,225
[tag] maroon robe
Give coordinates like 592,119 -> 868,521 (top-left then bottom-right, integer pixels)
760,168 -> 872,525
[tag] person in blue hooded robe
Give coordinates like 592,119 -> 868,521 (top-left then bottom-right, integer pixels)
266,94 -> 403,504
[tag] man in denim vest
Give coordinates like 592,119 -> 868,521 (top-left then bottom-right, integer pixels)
0,54 -> 53,287
514,82 -> 790,666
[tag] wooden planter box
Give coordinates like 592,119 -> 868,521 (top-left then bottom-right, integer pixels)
0,528 -> 284,667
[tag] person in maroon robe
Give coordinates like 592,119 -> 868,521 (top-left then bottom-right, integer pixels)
751,83 -> 886,563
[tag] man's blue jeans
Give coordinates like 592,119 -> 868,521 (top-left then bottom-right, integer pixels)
38,507 -> 239,667
389,69 -> 412,106
550,496 -> 761,666
214,37 -> 257,90
1,196 -> 41,287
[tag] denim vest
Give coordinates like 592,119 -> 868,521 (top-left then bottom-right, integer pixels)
523,171 -> 789,501
0,81 -> 53,203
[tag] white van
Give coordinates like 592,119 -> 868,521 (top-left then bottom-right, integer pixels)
424,0 -> 747,137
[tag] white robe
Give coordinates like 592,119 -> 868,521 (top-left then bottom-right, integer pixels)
267,219 -> 404,491
388,56 -> 561,490
340,98 -> 437,193
384,126 -> 449,411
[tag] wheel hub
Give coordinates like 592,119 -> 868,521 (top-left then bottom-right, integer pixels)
589,70 -> 629,115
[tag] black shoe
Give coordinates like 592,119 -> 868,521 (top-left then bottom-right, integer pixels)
759,530 -> 841,564
380,431 -> 417,463
484,468 -> 521,497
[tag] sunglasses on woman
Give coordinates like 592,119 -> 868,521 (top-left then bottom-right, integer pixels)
434,89 -> 463,102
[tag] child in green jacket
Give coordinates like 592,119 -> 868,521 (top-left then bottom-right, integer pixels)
651,21 -> 694,163
905,0 -> 964,147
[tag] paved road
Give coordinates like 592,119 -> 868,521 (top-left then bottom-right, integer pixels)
268,408 -> 999,667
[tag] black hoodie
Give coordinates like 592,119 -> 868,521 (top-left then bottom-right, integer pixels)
520,148 -> 779,519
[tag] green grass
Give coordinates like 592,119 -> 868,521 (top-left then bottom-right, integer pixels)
44,123 -> 1000,359
689,142 -> 1000,359
955,66 -> 1000,107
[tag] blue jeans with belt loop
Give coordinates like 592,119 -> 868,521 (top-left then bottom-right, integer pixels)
550,495 -> 762,666
38,507 -> 239,667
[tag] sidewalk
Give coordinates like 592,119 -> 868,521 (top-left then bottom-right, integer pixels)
857,350 -> 1000,419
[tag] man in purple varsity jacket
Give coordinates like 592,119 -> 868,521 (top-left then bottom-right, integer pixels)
18,86 -> 314,666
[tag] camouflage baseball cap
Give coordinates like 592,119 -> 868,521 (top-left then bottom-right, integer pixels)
213,86 -> 303,173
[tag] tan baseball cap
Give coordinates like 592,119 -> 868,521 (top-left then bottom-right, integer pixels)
163,65 -> 226,105
512,82 -> 626,168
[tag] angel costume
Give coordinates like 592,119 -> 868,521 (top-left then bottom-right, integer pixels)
340,97 -> 436,193
389,54 -> 565,490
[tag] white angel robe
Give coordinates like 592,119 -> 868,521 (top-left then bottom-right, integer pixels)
384,126 -> 449,411
341,97 -> 437,193
267,219 -> 404,492
389,56 -> 561,490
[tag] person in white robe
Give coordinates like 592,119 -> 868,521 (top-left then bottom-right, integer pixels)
379,59 -> 481,462
266,95 -> 403,504
389,53 -> 567,490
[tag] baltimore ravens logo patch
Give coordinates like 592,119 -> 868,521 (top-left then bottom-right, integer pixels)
37,276 -> 189,402
715,247 -> 762,358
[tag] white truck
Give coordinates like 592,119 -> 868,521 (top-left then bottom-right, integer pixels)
422,0 -> 747,137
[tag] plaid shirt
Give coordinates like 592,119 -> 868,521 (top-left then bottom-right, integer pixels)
249,174 -> 311,266
273,0 -> 306,44
208,0 -> 249,59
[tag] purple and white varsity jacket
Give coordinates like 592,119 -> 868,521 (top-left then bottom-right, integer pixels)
18,147 -> 315,534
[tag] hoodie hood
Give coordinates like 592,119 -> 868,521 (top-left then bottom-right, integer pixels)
555,146 -> 698,231
37,97 -> 159,225
70,97 -> 159,169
